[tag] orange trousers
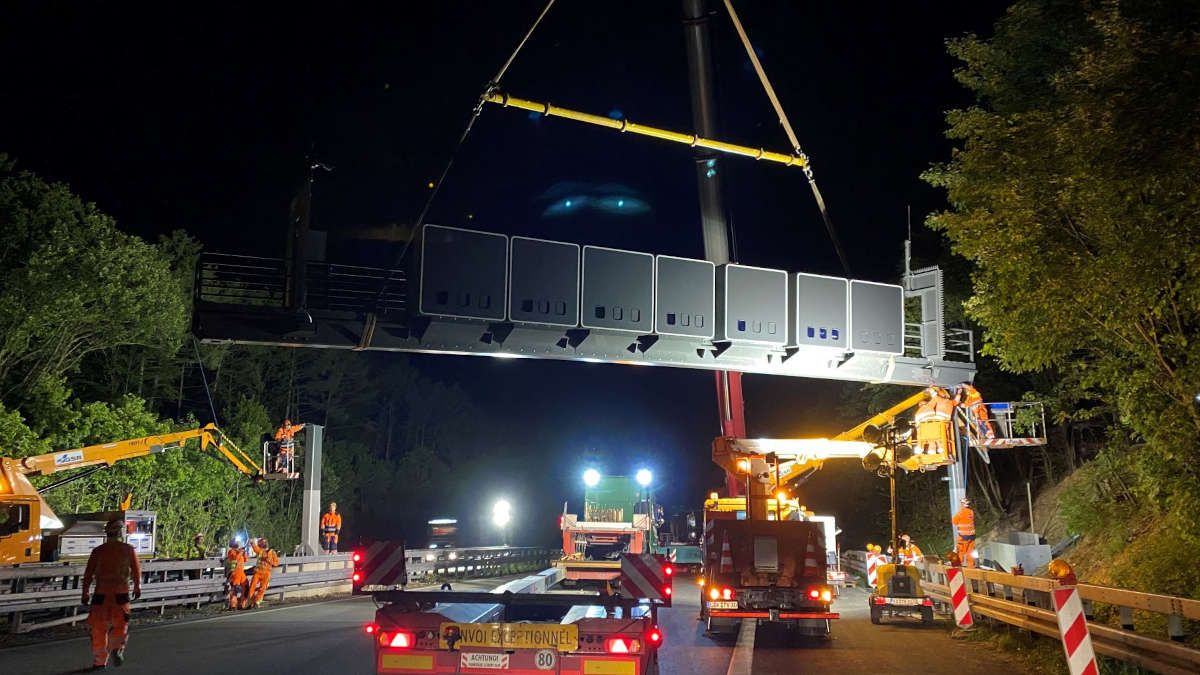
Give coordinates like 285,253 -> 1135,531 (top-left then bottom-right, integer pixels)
956,538 -> 977,568
227,574 -> 248,609
247,569 -> 272,606
87,599 -> 130,666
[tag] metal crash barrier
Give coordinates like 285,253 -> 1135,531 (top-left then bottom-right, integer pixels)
842,552 -> 1200,674
0,553 -> 353,634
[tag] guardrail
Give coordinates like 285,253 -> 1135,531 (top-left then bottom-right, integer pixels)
400,546 -> 551,583
841,551 -> 1200,674
1,554 -> 354,634
1,546 -> 551,634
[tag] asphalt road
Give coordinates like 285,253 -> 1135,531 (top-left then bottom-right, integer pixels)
1,577 -> 1029,674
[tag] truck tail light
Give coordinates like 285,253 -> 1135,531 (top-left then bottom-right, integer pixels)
646,626 -> 663,648
922,598 -> 934,607
352,550 -> 363,564
873,597 -> 888,605
708,587 -> 719,600
821,589 -> 833,603
352,571 -> 362,583
364,622 -> 378,635
722,588 -> 735,601
663,586 -> 672,597
604,637 -> 642,654
378,630 -> 415,649
664,565 -> 674,577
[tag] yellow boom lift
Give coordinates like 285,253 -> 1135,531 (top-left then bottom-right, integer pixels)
0,423 -> 288,564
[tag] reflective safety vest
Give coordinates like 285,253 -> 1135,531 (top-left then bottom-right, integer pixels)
254,547 -> 279,573
952,507 -> 976,538
320,512 -> 342,534
224,549 -> 247,576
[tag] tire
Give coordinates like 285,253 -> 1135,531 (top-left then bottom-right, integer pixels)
922,607 -> 934,625
870,606 -> 882,625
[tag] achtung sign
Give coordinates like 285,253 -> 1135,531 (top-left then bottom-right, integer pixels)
440,622 -> 579,651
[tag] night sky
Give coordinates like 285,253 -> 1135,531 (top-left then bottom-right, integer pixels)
1,1 -> 1008,542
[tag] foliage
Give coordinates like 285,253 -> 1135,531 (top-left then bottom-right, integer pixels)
924,0 -> 1200,553
0,155 -> 189,411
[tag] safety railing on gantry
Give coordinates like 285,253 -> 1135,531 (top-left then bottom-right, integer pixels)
194,253 -> 407,316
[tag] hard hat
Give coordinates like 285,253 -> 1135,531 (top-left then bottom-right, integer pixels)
960,497 -> 972,507
104,519 -> 124,535
259,537 -> 269,547
229,539 -> 241,548
283,418 -> 292,425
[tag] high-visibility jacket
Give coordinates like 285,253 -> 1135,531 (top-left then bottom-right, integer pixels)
274,423 -> 304,448
250,543 -> 280,572
952,507 -> 976,538
84,541 -> 142,596
225,548 -> 249,584
915,392 -> 956,423
320,512 -> 342,534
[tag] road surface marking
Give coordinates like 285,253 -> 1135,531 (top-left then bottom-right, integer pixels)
725,619 -> 755,675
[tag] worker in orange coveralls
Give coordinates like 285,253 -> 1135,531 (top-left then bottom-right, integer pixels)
956,382 -> 996,440
224,539 -> 250,609
953,498 -> 978,568
81,519 -> 142,671
320,502 -> 342,554
246,537 -> 280,608
273,419 -> 305,474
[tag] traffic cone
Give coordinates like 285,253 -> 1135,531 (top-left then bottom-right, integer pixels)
719,536 -> 733,574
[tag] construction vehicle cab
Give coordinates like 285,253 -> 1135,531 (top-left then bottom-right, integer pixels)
869,563 -> 934,625
556,473 -> 657,582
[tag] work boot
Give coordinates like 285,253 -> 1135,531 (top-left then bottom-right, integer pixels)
111,648 -> 125,666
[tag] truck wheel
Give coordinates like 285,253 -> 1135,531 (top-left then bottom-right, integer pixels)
922,607 -> 934,625
870,606 -> 882,625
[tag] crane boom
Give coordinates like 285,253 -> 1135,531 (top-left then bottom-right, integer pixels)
15,423 -> 264,479
484,92 -> 810,170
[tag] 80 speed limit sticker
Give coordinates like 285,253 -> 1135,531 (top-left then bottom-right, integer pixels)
534,649 -> 557,670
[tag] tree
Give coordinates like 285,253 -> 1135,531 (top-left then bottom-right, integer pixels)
923,0 -> 1200,522
0,155 -> 190,411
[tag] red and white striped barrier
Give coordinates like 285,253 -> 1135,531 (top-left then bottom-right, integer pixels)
866,553 -> 879,588
620,553 -> 671,604
1053,585 -> 1098,675
946,566 -> 973,629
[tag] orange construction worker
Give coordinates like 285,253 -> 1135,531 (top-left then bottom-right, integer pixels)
953,498 -> 977,568
956,383 -> 995,440
224,539 -> 249,610
273,419 -> 305,474
914,386 -> 957,458
81,519 -> 142,671
320,502 -> 342,554
899,533 -> 923,565
246,537 -> 280,608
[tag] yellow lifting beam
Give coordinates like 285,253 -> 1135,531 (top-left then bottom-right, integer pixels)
484,91 -> 811,170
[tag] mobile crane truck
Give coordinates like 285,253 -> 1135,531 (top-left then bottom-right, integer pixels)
356,541 -> 670,674
0,423 -> 288,564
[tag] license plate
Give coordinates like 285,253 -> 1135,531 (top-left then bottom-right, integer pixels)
707,601 -> 738,610
885,597 -> 921,606
440,623 -> 579,651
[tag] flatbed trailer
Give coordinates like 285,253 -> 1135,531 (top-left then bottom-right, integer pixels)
360,545 -> 668,674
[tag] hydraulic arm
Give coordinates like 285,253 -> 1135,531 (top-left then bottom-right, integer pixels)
14,423 -> 266,479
